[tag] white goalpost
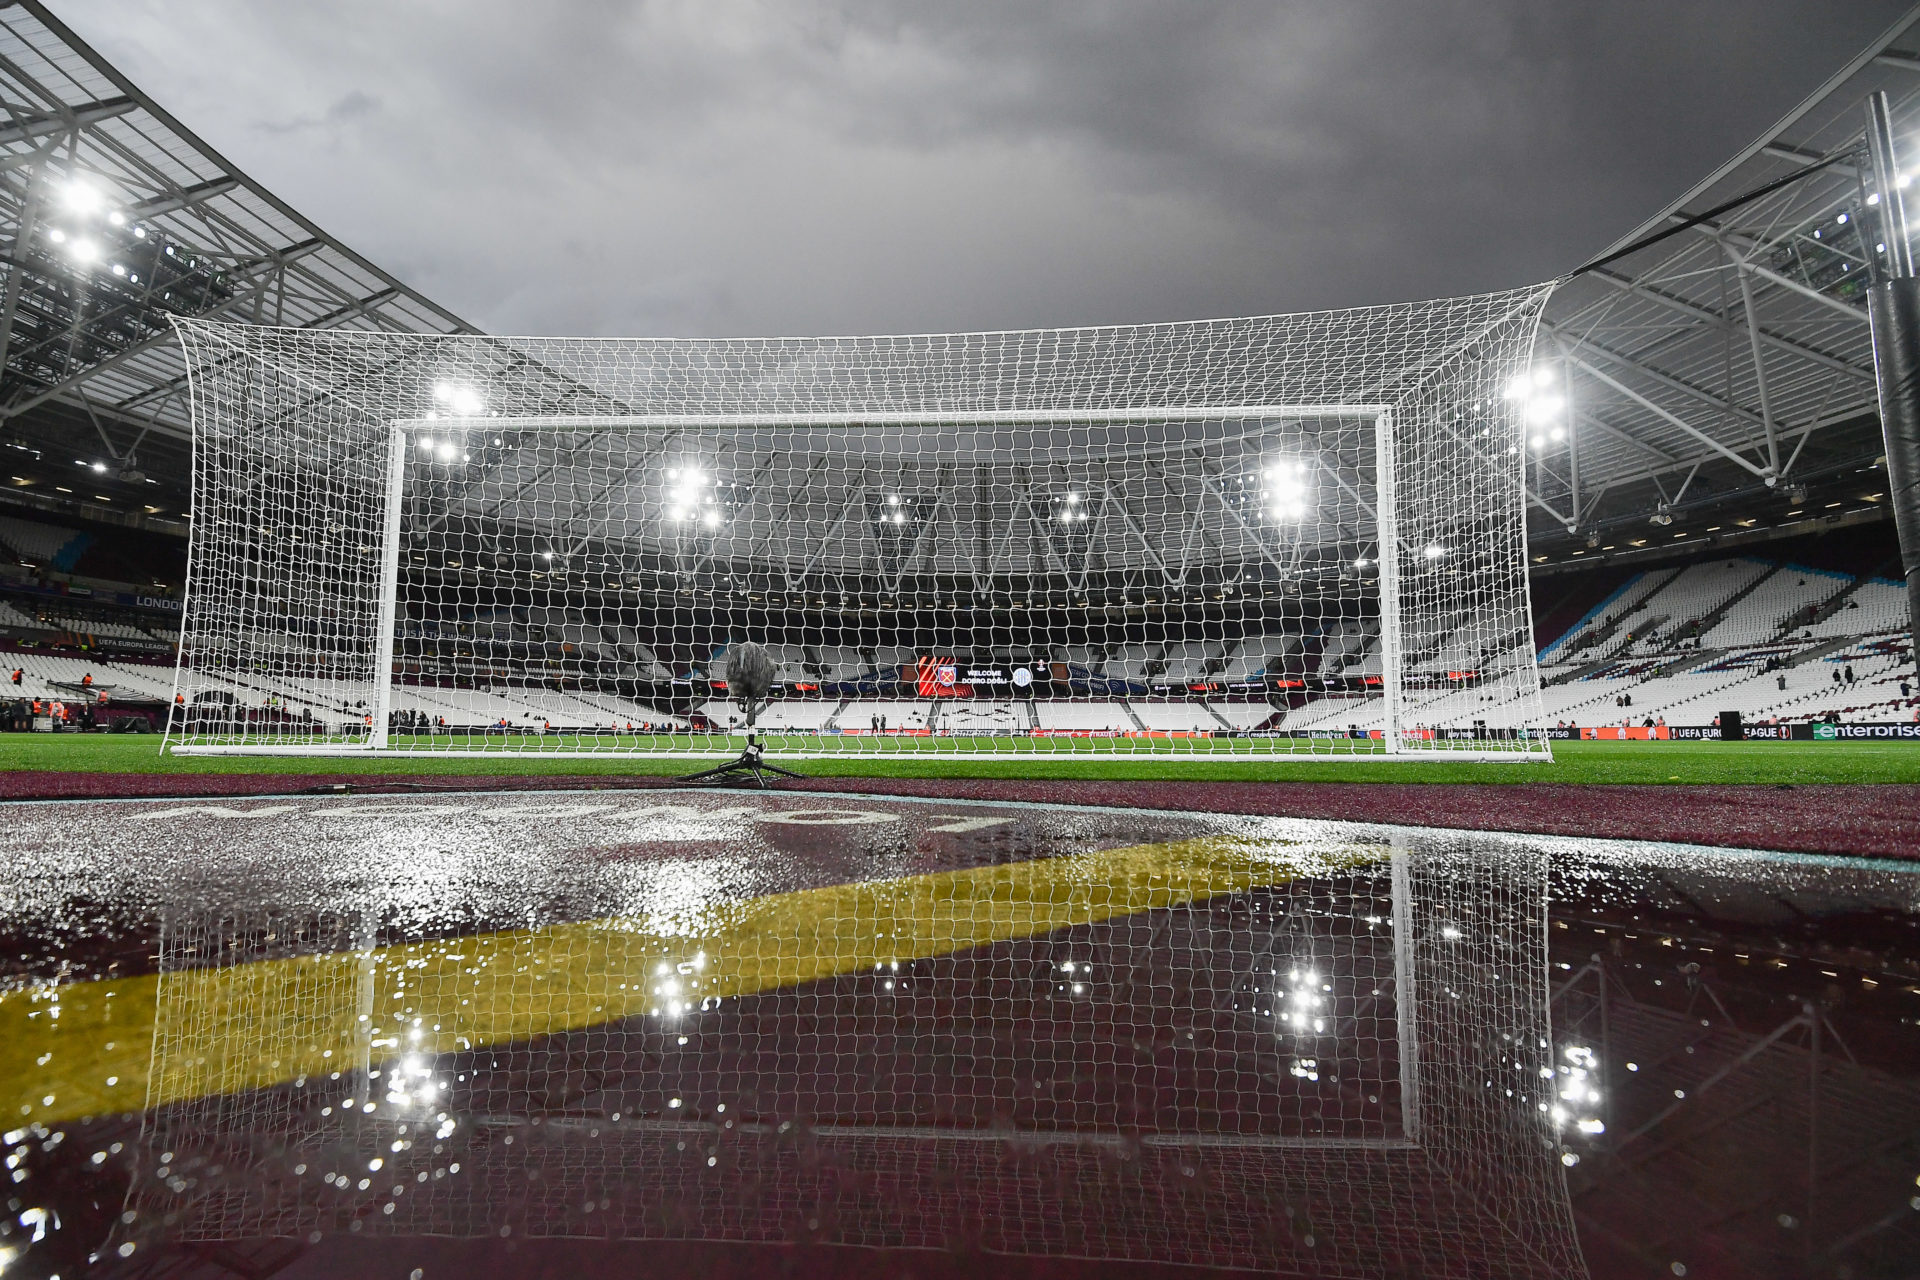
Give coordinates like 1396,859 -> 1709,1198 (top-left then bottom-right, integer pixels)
165,289 -> 1555,760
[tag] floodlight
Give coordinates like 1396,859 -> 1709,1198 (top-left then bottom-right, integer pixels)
1423,544 -> 1447,558
107,210 -> 125,226
61,179 -> 101,215
46,228 -> 65,245
67,238 -> 99,264
90,462 -> 105,473
1522,393 -> 1563,424
703,509 -> 721,527
887,494 -> 900,506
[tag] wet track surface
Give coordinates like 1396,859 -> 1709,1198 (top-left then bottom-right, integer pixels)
0,790 -> 1916,1277
8,770 -> 1920,859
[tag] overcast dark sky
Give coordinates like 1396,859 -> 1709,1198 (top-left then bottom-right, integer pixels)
60,1 -> 1918,337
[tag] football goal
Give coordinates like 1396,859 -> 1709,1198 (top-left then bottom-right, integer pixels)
164,288 -> 1554,760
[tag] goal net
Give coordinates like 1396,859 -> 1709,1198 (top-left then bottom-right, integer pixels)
166,289 -> 1554,759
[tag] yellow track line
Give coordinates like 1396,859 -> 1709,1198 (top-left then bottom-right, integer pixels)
1,833 -> 1384,1129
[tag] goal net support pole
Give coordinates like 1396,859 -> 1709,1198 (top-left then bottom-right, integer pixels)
367,425 -> 408,751
1374,409 -> 1405,755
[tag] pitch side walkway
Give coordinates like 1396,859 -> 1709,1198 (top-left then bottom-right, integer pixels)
4,770 -> 1916,859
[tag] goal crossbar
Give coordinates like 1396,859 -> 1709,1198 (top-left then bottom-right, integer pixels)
396,405 -> 1393,430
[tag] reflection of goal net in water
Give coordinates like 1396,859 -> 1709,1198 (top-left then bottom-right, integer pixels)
167,289 -> 1553,760
128,834 -> 1582,1276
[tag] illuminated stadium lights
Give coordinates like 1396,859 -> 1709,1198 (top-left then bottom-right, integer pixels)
60,176 -> 103,216
1261,459 -> 1311,520
1423,544 -> 1447,558
46,228 -> 65,245
431,380 -> 486,416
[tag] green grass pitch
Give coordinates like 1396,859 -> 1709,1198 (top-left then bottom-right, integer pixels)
2,733 -> 1916,785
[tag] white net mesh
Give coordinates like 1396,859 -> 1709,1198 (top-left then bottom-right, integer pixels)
168,290 -> 1553,758
123,809 -> 1581,1276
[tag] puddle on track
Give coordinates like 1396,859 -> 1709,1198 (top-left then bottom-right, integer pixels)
0,789 -> 1914,1278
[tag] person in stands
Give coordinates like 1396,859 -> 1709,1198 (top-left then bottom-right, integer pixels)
9,668 -> 20,686
80,673 -> 92,687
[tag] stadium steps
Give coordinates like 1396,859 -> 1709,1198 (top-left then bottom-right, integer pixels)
1785,637 -> 1857,668
1543,659 -> 1610,687
1648,649 -> 1726,679
1119,700 -> 1149,730
1561,567 -> 1685,658
1679,563 -> 1783,644
820,696 -> 853,730
1202,702 -> 1235,732
1785,556 -> 1899,637
1599,614 -> 1669,660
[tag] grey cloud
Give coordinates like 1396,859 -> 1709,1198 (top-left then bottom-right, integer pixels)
59,0 -> 1916,337
252,87 -> 382,136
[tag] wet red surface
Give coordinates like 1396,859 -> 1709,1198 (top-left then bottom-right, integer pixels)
6,769 -> 1916,858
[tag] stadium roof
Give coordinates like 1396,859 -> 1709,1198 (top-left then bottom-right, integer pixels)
2,0 -> 1919,560
1534,4 -> 1920,561
0,0 -> 473,532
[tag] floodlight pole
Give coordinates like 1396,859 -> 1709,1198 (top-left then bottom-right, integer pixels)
1864,91 -> 1920,671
